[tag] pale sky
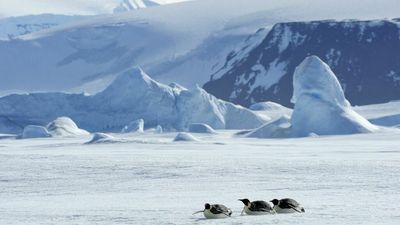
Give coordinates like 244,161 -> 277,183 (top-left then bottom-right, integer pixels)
0,0 -> 190,18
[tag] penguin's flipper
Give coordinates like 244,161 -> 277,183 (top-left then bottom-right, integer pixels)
192,210 -> 204,215
240,207 -> 245,216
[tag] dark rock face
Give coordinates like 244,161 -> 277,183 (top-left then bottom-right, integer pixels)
204,19 -> 400,107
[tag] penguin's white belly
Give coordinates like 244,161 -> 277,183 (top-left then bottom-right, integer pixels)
203,210 -> 230,219
244,207 -> 271,215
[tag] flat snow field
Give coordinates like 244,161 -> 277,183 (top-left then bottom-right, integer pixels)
1,131 -> 399,225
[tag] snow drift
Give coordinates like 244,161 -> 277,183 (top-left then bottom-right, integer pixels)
0,68 -> 266,134
173,132 -> 199,142
246,115 -> 291,138
188,123 -> 216,134
47,117 -> 90,137
21,125 -> 51,139
86,133 -> 117,144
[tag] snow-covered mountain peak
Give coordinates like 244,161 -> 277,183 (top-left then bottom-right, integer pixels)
113,0 -> 160,13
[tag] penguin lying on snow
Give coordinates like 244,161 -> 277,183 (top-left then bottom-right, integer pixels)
238,198 -> 275,215
193,203 -> 232,219
270,198 -> 305,213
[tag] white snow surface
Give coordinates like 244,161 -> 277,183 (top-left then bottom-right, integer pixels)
21,125 -> 51,139
47,117 -> 90,137
0,130 -> 399,224
354,101 -> 400,127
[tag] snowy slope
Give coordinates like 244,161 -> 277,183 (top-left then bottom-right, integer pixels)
0,0 -> 399,95
113,0 -> 160,13
354,101 -> 400,127
0,14 -> 86,40
0,0 -> 167,41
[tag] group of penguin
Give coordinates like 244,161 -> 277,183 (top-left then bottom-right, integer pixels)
193,198 -> 305,219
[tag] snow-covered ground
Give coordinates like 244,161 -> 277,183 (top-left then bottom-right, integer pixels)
0,129 -> 399,225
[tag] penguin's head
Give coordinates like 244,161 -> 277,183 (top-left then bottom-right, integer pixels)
204,203 -> 211,210
270,199 -> 279,206
239,199 -> 251,207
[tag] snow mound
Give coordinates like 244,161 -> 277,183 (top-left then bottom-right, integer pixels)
249,101 -> 292,120
246,115 -> 291,138
155,125 -> 163,134
250,101 -> 290,112
47,117 -> 90,137
176,86 -> 265,130
121,119 -> 144,133
188,123 -> 216,134
291,56 -> 378,136
86,133 -> 116,144
173,132 -> 199,142
21,125 -> 51,139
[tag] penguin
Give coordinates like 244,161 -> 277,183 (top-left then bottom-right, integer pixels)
270,198 -> 305,213
238,199 -> 274,215
192,203 -> 232,219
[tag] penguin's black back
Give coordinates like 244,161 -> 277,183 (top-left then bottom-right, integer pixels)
250,200 -> 272,211
210,204 -> 231,215
279,198 -> 300,208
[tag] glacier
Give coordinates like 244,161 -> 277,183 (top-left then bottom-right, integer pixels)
290,56 -> 378,136
0,68 -> 266,134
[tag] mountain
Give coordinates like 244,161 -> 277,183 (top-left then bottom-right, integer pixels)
113,0 -> 160,13
0,0 -> 162,41
0,0 -> 399,96
204,19 -> 400,107
0,14 -> 85,40
0,68 -> 266,134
